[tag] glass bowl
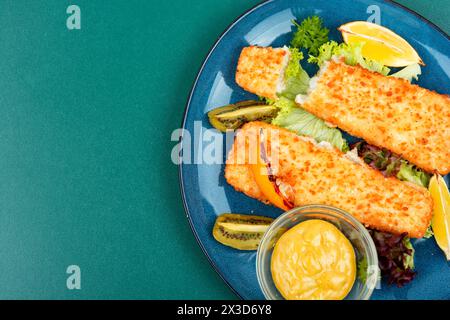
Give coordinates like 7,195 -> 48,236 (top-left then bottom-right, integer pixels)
256,205 -> 379,300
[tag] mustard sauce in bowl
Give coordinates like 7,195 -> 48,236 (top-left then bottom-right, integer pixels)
271,219 -> 356,300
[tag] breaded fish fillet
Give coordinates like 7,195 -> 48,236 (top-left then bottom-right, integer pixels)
296,60 -> 450,175
225,121 -> 433,238
235,46 -> 290,101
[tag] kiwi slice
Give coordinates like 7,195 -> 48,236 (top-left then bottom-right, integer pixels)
212,213 -> 274,250
207,101 -> 278,132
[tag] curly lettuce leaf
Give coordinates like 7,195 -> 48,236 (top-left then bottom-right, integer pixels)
357,255 -> 382,285
403,237 -> 415,270
397,161 -> 430,188
285,47 -> 304,78
307,40 -> 339,66
357,256 -> 369,283
279,48 -> 310,100
369,230 -> 416,287
390,63 -> 421,82
259,96 -> 275,105
271,97 -> 348,152
290,16 -> 329,56
423,226 -> 434,239
355,141 -> 430,188
308,40 -> 390,75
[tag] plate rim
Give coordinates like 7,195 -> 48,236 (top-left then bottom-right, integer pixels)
178,0 -> 449,300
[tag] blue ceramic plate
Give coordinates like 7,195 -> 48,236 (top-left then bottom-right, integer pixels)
180,0 -> 450,299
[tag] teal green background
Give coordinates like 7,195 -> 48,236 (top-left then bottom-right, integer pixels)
0,0 -> 447,299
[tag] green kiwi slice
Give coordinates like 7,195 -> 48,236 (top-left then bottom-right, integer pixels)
212,213 -> 274,250
207,101 -> 278,132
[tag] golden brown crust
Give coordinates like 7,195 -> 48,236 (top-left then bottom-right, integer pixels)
225,121 -> 433,238
301,60 -> 450,175
235,46 -> 288,101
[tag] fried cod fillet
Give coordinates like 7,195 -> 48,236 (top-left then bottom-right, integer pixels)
225,121 -> 433,238
296,60 -> 450,175
235,46 -> 290,101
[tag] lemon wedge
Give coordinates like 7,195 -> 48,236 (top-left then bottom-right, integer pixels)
429,174 -> 450,260
339,21 -> 423,67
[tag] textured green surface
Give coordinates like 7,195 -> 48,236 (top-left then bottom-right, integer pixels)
0,0 -> 447,299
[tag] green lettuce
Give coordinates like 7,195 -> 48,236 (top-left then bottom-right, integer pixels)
271,97 -> 349,152
397,161 -> 430,188
357,256 -> 369,283
308,41 -> 390,75
390,63 -> 421,82
307,40 -> 338,66
423,226 -> 434,239
403,237 -> 415,270
356,141 -> 431,188
279,48 -> 310,100
285,47 -> 304,78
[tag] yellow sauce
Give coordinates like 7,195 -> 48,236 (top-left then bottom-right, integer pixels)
271,220 -> 356,300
